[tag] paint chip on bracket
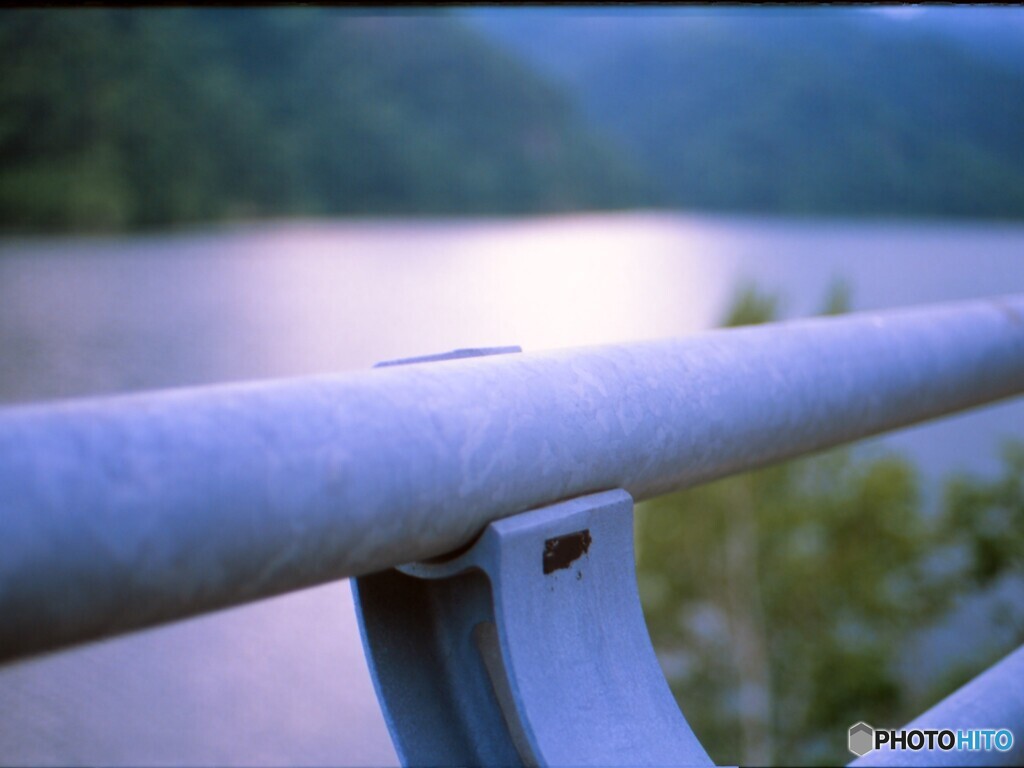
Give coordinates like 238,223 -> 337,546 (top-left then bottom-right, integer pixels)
542,529 -> 592,574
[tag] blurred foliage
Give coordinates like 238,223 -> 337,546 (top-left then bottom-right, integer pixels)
635,284 -> 1024,765
472,9 -> 1024,220
942,442 -> 1024,588
0,8 -> 652,232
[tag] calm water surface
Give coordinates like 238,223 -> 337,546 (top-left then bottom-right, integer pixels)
0,212 -> 1022,765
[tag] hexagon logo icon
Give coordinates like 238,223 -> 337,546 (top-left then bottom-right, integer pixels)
849,722 -> 875,757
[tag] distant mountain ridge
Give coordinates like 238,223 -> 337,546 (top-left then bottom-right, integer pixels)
464,8 -> 1024,220
5,8 -> 1024,230
0,9 -> 651,231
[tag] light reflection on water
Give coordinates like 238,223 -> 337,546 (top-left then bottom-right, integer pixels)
0,214 -> 727,402
0,212 -> 1022,765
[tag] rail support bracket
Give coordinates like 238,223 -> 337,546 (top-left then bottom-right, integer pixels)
352,489 -> 713,766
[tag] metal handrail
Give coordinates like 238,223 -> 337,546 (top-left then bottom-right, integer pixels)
850,643 -> 1024,765
1,294 -> 1022,663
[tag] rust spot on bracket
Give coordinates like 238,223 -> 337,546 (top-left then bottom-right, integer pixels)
543,529 -> 592,574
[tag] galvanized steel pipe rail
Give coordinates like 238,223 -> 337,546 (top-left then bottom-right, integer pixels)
1,294 -> 1023,663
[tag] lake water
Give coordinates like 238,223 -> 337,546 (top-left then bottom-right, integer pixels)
1,212 -> 1022,765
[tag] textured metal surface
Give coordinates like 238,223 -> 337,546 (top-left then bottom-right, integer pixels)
1,295 -> 1023,661
849,643 -> 1024,766
353,490 -> 713,766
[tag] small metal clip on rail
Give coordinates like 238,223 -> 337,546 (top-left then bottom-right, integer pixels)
354,348 -> 713,766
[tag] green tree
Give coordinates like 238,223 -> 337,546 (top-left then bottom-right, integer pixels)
923,440 -> 1024,703
635,284 -> 957,765
943,441 -> 1024,588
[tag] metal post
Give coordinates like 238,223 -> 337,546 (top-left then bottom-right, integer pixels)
354,490 -> 713,766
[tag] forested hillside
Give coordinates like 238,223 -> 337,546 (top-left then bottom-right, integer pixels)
6,8 -> 1024,231
468,8 -> 1024,219
0,9 -> 650,231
